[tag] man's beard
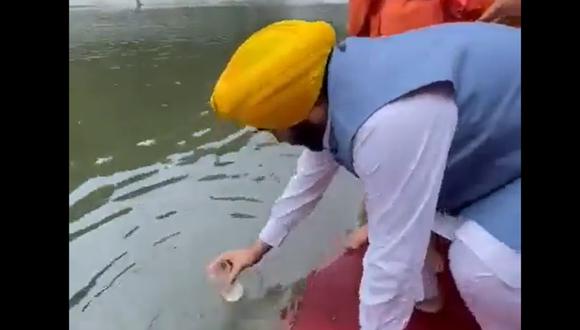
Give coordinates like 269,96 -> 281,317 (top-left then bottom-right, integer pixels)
288,121 -> 326,152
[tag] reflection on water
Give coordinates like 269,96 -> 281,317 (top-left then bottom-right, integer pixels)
69,4 -> 347,193
70,3 -> 362,330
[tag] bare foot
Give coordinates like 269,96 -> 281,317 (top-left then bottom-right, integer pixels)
345,225 -> 368,250
415,295 -> 443,314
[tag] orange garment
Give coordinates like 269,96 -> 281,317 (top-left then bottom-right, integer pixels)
347,0 -> 519,38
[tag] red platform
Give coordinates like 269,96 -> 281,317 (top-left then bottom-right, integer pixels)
280,243 -> 480,330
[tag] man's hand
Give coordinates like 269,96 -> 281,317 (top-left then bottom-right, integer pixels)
478,0 -> 521,23
207,240 -> 271,284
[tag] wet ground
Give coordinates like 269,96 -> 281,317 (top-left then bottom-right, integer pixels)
69,3 -> 363,330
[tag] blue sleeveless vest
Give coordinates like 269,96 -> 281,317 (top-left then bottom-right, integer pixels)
327,23 -> 521,251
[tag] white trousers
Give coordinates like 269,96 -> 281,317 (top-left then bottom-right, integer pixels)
360,212 -> 521,330
448,220 -> 521,330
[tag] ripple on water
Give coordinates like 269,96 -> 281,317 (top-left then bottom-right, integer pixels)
123,226 -> 140,239
136,139 -> 156,147
192,128 -> 211,138
81,261 -> 138,313
214,158 -> 234,167
252,176 -> 266,183
69,184 -> 116,223
197,128 -> 254,151
93,262 -> 137,298
69,251 -> 128,310
147,313 -> 161,330
198,173 -> 248,182
69,207 -> 133,242
71,169 -> 158,221
198,174 -> 227,182
153,232 -> 181,247
210,196 -> 262,203
114,169 -> 159,190
230,213 -> 257,219
95,156 -> 113,165
156,210 -> 177,220
112,175 -> 189,202
254,142 -> 278,151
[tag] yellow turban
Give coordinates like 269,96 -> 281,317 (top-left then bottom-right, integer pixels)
210,20 -> 336,129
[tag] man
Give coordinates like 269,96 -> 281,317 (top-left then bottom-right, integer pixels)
344,0 -> 522,314
344,0 -> 522,252
347,0 -> 522,205
347,0 -> 521,37
348,0 -> 520,38
209,21 -> 520,330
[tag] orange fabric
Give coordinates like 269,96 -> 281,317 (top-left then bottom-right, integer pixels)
347,0 -> 518,38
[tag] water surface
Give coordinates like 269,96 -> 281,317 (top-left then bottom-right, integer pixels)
69,3 -> 363,330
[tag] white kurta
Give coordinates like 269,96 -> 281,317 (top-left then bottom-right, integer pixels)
258,85 -> 520,330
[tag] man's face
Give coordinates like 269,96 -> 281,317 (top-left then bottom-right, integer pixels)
270,120 -> 326,152
259,102 -> 328,152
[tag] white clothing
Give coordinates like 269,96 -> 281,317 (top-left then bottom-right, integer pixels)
450,221 -> 521,330
258,85 -> 520,330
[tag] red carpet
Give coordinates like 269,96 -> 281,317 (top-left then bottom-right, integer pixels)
281,243 -> 480,330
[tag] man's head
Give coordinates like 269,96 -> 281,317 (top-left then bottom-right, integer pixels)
266,98 -> 328,151
210,20 -> 335,151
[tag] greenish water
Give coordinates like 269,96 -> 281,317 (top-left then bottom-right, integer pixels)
69,4 -> 362,330
69,3 -> 348,193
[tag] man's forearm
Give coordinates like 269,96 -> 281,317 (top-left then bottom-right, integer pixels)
257,149 -> 340,247
248,239 -> 272,263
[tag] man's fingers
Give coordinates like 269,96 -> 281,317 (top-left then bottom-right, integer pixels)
478,1 -> 502,22
207,259 -> 220,273
228,263 -> 243,284
208,250 -> 254,284
207,252 -> 232,272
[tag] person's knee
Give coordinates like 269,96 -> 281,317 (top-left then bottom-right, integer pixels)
448,240 -> 521,330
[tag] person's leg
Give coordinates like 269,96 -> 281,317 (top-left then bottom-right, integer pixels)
346,200 -> 369,249
415,261 -> 443,313
415,233 -> 446,313
358,200 -> 368,226
449,222 -> 521,330
355,203 -> 449,314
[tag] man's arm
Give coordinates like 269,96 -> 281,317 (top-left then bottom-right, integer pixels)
478,0 -> 521,22
209,148 -> 339,283
354,85 -> 458,330
259,148 -> 339,247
